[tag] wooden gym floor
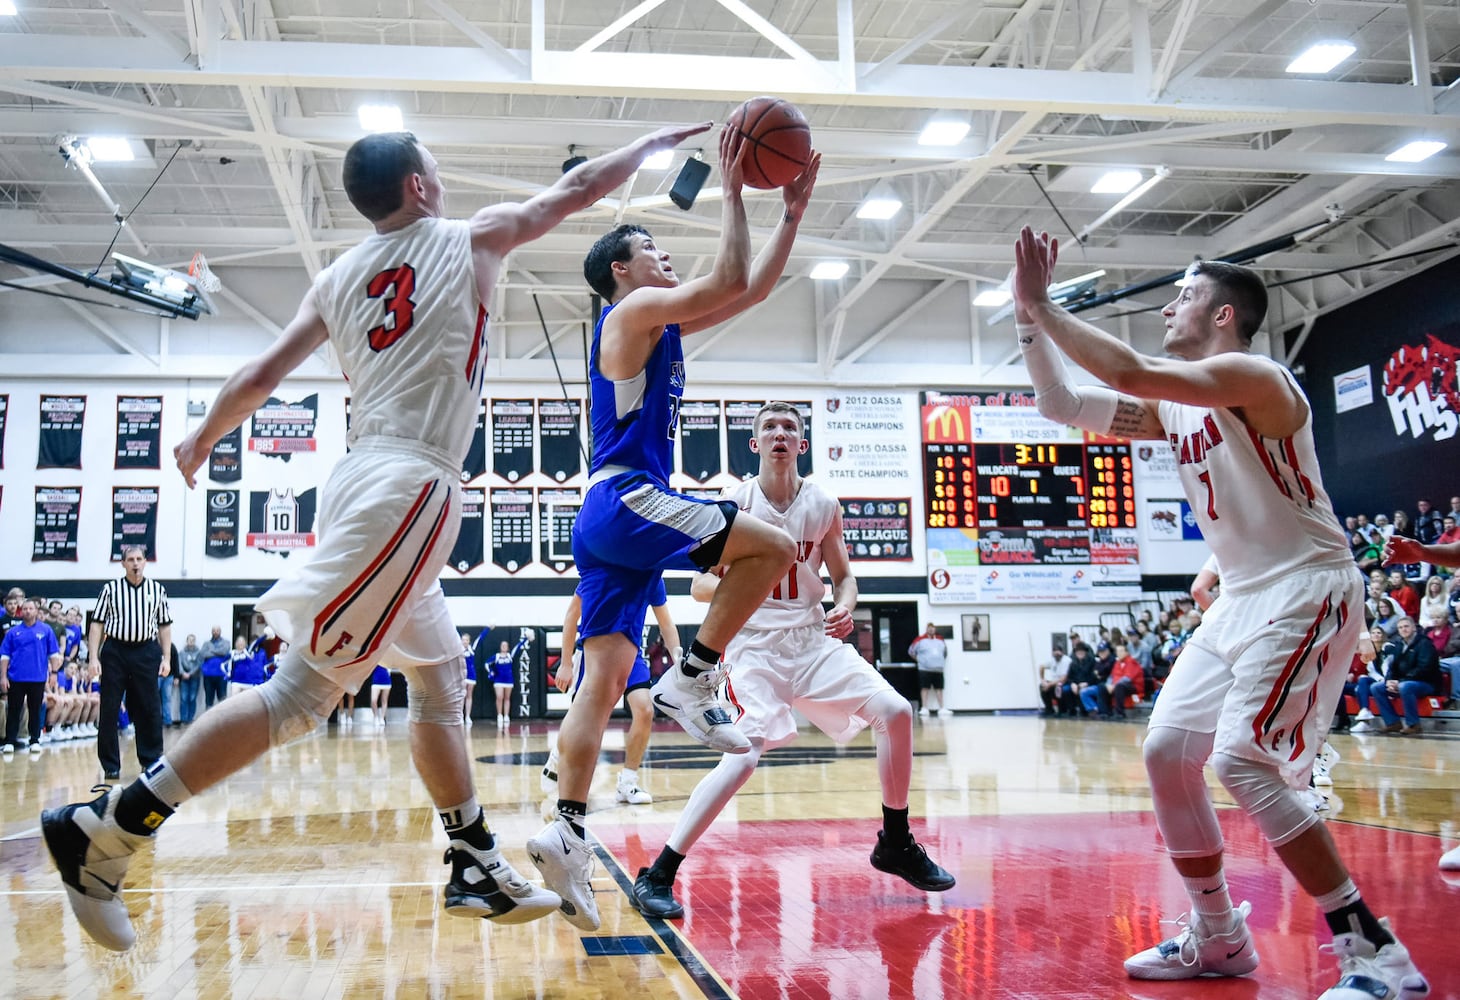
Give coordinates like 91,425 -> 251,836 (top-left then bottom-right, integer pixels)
1,712 -> 1456,999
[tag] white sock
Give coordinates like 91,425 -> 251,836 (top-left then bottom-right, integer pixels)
1182,871 -> 1237,932
619,768 -> 638,787
140,757 -> 195,810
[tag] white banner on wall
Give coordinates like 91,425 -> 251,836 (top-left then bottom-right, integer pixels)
819,393 -> 918,488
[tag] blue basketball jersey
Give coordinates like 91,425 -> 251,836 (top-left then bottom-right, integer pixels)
588,303 -> 684,483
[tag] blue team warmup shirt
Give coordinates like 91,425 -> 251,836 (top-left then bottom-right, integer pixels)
1,622 -> 59,682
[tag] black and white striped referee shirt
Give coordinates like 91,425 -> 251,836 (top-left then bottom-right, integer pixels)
93,577 -> 172,643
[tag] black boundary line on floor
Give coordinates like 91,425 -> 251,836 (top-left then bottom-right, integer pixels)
591,839 -> 735,1000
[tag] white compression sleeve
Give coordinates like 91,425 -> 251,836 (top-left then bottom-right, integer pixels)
1017,322 -> 1121,434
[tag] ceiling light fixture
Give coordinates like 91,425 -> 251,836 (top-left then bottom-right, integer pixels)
641,149 -> 674,170
918,118 -> 970,147
1090,170 -> 1142,194
0,1 -> 17,15
1384,140 -> 1447,163
810,261 -> 849,281
1285,41 -> 1356,74
855,183 -> 903,221
357,104 -> 403,133
84,137 -> 136,163
973,287 -> 1011,307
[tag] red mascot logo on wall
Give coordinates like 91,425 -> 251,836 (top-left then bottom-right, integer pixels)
1382,335 -> 1459,442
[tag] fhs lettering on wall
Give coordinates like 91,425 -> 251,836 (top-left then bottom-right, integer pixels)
1382,334 -> 1460,442
38,395 -> 86,469
206,489 -> 240,559
246,488 -> 317,555
114,396 -> 163,470
111,487 -> 159,561
33,486 -> 81,562
249,394 -> 318,460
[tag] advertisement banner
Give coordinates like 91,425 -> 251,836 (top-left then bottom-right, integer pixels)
839,498 -> 913,561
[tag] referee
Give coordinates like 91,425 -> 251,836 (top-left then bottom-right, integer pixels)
90,545 -> 172,780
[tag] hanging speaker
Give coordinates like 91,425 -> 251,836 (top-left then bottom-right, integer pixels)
669,157 -> 711,211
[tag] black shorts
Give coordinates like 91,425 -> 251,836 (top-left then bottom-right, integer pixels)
919,670 -> 945,690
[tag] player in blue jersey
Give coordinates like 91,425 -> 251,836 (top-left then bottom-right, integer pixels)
526,126 -> 820,931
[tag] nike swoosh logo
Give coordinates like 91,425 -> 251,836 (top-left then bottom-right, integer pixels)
90,875 -> 121,895
1226,947 -> 1246,960
1201,884 -> 1227,894
558,833 -> 571,853
653,693 -> 680,712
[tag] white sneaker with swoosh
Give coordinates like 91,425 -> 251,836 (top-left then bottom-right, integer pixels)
1124,899 -> 1259,980
526,819 -> 600,931
649,663 -> 749,754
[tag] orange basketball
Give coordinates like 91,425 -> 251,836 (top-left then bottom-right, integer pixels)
728,96 -> 812,189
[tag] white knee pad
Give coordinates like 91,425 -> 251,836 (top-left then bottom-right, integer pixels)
259,653 -> 346,746
1211,752 -> 1318,847
1143,725 -> 1224,858
402,657 -> 466,726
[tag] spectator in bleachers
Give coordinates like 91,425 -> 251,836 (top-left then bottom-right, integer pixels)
1063,643 -> 1098,716
1386,568 -> 1420,619
1437,515 -> 1460,548
1082,644 -> 1116,716
1350,527 -> 1383,574
1372,597 -> 1401,639
1105,644 -> 1146,719
1372,513 -> 1394,539
1415,499 -> 1443,545
1449,576 -> 1460,624
1420,576 -> 1450,629
1370,616 -> 1441,734
1038,645 -> 1068,716
1339,627 -> 1387,733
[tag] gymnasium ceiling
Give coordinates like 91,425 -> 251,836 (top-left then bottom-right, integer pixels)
2,0 -> 1459,375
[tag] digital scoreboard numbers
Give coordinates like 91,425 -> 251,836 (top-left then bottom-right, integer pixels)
1084,443 -> 1136,529
923,442 -> 976,529
974,442 -> 1088,528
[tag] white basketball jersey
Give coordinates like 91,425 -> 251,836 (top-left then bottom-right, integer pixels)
726,477 -> 838,630
1157,362 -> 1351,592
313,217 -> 487,464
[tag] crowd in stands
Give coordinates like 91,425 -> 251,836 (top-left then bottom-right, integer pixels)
0,585 -> 278,756
1039,608 -> 1198,720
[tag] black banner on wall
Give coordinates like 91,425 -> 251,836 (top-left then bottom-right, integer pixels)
206,489 -> 240,559
462,402 -> 487,483
33,486 -> 81,562
490,488 -> 533,573
839,498 -> 913,561
449,487 -> 485,574
538,398 -> 583,482
492,399 -> 534,482
678,400 -> 723,482
38,395 -> 86,469
538,487 -> 581,573
247,488 -> 318,555
249,394 -> 318,461
114,396 -> 163,469
1293,255 -> 1460,517
209,426 -> 243,482
727,400 -> 813,479
111,487 -> 160,561
0,394 -> 8,469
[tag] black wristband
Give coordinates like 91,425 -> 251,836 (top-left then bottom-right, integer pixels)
784,212 -> 797,224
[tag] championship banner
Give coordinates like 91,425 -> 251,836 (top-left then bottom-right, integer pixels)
0,394 -> 8,469
462,402 -> 487,482
247,488 -> 318,555
839,498 -> 913,562
114,395 -> 163,470
727,400 -> 813,479
821,394 -> 917,487
682,487 -> 724,501
38,395 -> 86,469
537,398 -> 583,483
537,487 -> 581,573
205,489 -> 240,559
249,393 -> 318,460
33,486 -> 81,562
490,488 -> 534,573
449,487 -> 486,574
209,426 -> 243,482
678,400 -> 723,482
491,399 -> 534,482
111,487 -> 159,561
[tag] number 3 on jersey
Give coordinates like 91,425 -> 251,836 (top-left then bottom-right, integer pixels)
366,264 -> 417,352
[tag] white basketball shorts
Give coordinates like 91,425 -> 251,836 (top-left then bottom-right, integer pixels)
722,624 -> 895,749
1149,563 -> 1362,783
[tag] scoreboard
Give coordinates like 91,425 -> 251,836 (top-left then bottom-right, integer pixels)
920,391 -> 1143,601
924,441 -> 1136,534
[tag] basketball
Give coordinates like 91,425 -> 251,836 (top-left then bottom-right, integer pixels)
728,96 -> 812,189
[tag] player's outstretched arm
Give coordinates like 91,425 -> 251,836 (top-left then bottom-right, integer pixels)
173,288 -> 329,488
1012,226 -> 1299,436
681,151 -> 820,335
1386,537 -> 1460,568
820,505 -> 858,640
471,122 -> 712,255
